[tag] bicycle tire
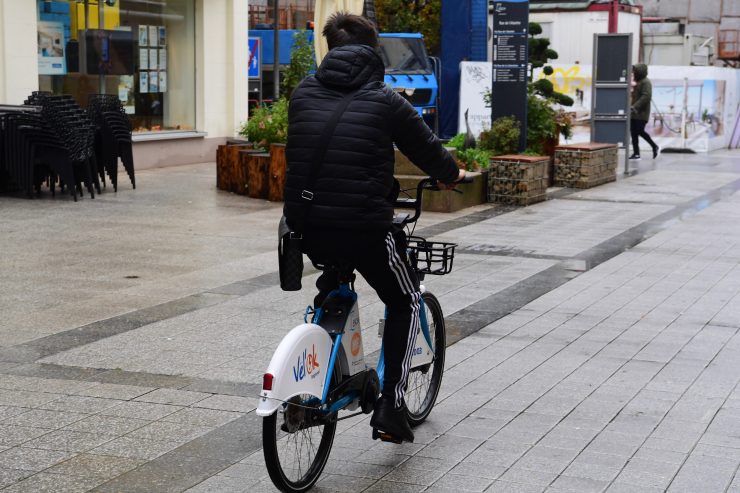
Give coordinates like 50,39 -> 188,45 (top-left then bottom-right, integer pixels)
405,291 -> 446,427
263,366 -> 339,492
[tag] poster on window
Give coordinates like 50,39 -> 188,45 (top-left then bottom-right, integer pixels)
158,49 -> 167,70
149,48 -> 158,70
149,71 -> 159,92
139,71 -> 149,93
159,71 -> 167,93
38,21 -> 66,75
138,25 -> 148,46
139,49 -> 148,70
158,26 -> 167,46
149,26 -> 158,47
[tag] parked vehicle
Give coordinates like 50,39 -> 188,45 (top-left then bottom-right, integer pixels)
249,30 -> 440,132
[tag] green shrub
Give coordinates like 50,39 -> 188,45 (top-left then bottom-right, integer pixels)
479,116 -> 520,156
239,97 -> 289,149
525,94 -> 557,155
446,133 -> 466,151
457,148 -> 491,171
281,30 -> 314,100
445,134 -> 490,170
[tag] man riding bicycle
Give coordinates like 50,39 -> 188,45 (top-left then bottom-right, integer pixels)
283,12 -> 464,443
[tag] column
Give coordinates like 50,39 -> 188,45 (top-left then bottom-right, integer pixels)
0,0 -> 39,104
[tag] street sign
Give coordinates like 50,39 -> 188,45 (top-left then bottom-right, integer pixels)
491,0 -> 529,151
248,37 -> 261,79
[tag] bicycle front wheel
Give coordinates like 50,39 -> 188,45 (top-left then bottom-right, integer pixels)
263,374 -> 338,492
405,291 -> 446,427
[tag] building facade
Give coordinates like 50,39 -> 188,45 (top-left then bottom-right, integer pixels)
639,0 -> 740,67
0,0 -> 249,169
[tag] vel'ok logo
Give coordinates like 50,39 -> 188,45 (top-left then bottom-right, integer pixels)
293,345 -> 319,382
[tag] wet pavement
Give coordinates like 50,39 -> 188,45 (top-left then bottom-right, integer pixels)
1,150 -> 740,492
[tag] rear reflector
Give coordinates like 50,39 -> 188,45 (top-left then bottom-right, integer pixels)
263,373 -> 274,391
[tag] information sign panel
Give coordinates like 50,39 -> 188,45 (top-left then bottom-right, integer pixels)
491,0 -> 529,151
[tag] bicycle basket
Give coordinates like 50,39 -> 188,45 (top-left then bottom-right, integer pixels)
407,236 -> 457,275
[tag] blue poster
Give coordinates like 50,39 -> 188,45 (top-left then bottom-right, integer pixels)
248,37 -> 261,79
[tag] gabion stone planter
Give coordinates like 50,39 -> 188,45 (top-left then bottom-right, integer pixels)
554,143 -> 618,189
488,155 -> 549,206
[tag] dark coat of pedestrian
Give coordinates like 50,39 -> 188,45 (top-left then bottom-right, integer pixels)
630,63 -> 659,160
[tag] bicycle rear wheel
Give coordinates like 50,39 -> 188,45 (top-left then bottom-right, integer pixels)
405,291 -> 446,427
263,370 -> 339,492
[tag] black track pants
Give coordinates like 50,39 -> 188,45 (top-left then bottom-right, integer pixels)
303,229 -> 420,409
631,119 -> 658,156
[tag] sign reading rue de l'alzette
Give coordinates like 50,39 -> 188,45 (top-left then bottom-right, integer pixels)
491,0 -> 529,151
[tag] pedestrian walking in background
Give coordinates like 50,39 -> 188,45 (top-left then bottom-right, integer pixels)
630,63 -> 660,160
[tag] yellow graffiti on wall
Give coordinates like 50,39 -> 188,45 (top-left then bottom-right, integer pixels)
538,65 -> 592,97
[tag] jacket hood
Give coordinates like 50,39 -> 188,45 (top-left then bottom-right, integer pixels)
633,64 -> 648,81
315,45 -> 385,89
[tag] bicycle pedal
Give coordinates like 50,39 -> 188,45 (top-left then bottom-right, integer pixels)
372,428 -> 403,444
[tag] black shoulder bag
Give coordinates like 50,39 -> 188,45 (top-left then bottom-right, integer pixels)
279,90 -> 358,291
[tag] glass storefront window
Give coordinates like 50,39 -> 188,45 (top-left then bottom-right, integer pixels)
37,0 -> 195,134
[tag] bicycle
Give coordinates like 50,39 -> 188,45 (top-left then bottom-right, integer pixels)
257,176 -> 471,492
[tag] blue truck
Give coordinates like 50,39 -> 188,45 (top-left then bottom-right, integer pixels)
378,33 -> 439,132
250,30 -> 439,132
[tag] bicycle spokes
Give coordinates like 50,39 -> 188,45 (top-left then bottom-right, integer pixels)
272,396 -> 330,483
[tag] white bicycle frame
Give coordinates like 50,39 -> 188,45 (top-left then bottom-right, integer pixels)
256,285 -> 434,416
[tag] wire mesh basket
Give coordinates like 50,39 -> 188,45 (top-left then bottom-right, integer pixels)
407,236 -> 457,275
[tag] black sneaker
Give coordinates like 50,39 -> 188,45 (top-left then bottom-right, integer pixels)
370,396 -> 414,443
629,154 -> 641,160
653,146 -> 660,159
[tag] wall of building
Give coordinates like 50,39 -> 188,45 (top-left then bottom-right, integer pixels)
0,0 -> 39,104
196,0 -> 249,142
530,11 -> 641,65
639,0 -> 740,64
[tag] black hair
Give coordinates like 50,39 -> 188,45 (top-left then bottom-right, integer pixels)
322,12 -> 378,50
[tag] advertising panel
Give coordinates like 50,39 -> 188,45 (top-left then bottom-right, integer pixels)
534,64 -> 739,152
38,21 -> 66,75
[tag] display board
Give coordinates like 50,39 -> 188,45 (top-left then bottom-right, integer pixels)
591,33 -> 632,172
490,0 -> 529,151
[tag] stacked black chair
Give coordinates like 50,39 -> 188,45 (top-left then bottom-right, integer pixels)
24,92 -> 98,199
0,104 -> 78,200
87,94 -> 135,191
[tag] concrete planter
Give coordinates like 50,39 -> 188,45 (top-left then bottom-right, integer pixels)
394,148 -> 486,212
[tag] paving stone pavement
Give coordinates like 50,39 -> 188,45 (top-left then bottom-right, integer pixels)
1,152 -> 740,492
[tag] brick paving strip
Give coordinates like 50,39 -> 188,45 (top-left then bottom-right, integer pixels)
1,165 -> 739,491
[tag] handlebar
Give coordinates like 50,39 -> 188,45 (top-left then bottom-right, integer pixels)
394,175 -> 474,225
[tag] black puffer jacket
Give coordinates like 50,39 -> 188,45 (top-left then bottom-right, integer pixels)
283,45 -> 459,231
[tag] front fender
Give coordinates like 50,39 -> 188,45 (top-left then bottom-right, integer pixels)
256,323 -> 333,416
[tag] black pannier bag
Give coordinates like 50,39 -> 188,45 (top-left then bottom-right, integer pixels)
278,216 -> 303,291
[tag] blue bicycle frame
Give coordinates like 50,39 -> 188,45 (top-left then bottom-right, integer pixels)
309,283 -> 433,415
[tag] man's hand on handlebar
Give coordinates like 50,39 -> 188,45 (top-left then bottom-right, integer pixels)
441,169 -> 470,190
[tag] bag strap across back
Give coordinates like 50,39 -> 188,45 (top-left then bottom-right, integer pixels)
295,89 -> 358,233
